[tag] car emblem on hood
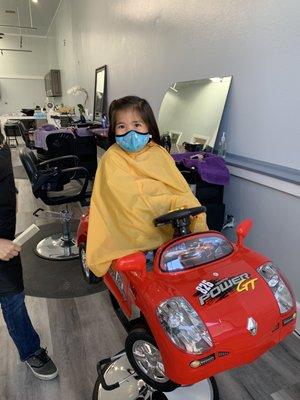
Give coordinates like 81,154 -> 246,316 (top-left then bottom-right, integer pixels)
247,317 -> 258,335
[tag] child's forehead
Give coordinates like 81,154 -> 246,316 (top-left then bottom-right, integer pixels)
115,107 -> 143,122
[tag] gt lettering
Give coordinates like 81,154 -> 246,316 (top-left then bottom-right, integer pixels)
236,278 -> 258,292
198,273 -> 251,306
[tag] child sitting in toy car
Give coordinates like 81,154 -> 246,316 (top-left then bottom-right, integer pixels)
86,96 -> 208,277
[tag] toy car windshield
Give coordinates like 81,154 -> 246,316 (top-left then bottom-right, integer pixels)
160,233 -> 233,272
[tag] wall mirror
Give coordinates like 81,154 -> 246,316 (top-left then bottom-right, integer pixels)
158,76 -> 232,150
93,65 -> 107,121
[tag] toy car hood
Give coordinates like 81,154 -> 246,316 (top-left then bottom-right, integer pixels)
138,247 -> 296,386
149,245 -> 285,345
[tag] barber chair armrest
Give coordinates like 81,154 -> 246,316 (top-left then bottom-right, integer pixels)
39,155 -> 80,167
79,190 -> 92,207
84,190 -> 92,198
61,166 -> 89,197
36,166 -> 90,206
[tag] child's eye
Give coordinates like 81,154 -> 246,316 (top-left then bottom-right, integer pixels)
134,123 -> 142,128
117,124 -> 125,129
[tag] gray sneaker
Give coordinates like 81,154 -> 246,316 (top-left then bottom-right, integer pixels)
25,348 -> 58,380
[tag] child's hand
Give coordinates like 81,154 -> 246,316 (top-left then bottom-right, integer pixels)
0,239 -> 21,261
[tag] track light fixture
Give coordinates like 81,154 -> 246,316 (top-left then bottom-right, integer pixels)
0,48 -> 32,53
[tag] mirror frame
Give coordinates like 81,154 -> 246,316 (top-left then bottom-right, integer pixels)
93,65 -> 107,121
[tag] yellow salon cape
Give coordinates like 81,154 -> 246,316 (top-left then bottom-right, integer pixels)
86,142 -> 208,276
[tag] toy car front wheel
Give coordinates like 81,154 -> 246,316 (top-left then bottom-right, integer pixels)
125,328 -> 179,392
79,243 -> 101,284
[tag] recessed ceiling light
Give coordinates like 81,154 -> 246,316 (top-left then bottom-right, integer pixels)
32,0 -> 38,3
210,77 -> 222,83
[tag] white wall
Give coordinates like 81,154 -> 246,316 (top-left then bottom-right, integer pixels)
0,78 -> 45,114
223,177 -> 300,331
0,35 -> 49,114
48,0 -> 300,169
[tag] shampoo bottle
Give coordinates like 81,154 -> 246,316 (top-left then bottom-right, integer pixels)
218,131 -> 227,159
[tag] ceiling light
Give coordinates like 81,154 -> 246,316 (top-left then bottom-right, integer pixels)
169,83 -> 178,93
210,77 -> 222,83
0,24 -> 37,29
0,48 -> 32,53
32,0 -> 38,3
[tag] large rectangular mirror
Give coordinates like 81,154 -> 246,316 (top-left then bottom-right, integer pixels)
93,65 -> 107,121
158,76 -> 232,151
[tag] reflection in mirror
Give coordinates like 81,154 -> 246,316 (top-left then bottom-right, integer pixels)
158,76 -> 232,151
93,65 -> 107,121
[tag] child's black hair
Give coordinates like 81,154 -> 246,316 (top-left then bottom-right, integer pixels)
108,96 -> 161,147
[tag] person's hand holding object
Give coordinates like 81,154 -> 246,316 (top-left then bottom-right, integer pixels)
0,239 -> 20,261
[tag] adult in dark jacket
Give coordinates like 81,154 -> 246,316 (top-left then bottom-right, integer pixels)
0,136 -> 58,380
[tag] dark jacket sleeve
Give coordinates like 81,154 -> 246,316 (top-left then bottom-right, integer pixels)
0,144 -> 24,295
0,144 -> 17,240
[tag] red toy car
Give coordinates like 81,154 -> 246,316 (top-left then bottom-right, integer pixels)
77,207 -> 297,392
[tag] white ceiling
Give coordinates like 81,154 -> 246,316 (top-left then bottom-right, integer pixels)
0,0 -> 61,36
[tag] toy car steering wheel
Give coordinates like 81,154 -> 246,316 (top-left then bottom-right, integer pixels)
154,206 -> 206,237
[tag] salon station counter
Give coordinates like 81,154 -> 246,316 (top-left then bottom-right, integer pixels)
172,150 -> 230,231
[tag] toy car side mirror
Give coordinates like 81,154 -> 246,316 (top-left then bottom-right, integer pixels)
236,219 -> 253,247
114,252 -> 146,278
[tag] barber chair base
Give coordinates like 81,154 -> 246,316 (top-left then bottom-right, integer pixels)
35,233 -> 79,260
94,352 -> 219,400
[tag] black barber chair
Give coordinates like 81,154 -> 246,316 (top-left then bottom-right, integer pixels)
20,147 -> 90,260
24,147 -> 81,185
16,121 -> 35,149
46,131 -> 76,166
74,132 -> 97,179
46,131 -> 97,179
178,165 -> 225,232
4,122 -> 20,147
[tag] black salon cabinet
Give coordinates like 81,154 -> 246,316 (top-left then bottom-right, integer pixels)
177,164 -> 225,232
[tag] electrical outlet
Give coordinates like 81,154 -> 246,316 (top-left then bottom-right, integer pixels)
222,214 -> 235,230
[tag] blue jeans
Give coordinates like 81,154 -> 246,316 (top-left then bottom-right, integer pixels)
0,291 -> 40,361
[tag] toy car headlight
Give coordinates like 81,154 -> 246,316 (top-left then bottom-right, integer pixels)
257,262 -> 293,314
156,297 -> 213,354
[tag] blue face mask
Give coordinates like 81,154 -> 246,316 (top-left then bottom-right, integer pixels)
115,130 -> 150,153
